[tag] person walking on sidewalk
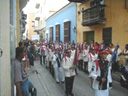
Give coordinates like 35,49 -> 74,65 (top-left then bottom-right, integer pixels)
48,47 -> 54,74
42,44 -> 46,64
14,47 -> 37,96
62,49 -> 76,96
38,44 -> 43,65
89,49 -> 112,96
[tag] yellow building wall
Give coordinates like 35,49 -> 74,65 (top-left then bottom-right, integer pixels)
28,13 -> 37,40
77,0 -> 128,50
16,0 -> 20,46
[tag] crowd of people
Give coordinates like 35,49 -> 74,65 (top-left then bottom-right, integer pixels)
14,39 -> 128,96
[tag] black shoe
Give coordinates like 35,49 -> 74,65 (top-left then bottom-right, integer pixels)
61,81 -> 64,83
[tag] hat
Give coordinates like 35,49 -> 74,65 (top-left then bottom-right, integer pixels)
99,49 -> 110,54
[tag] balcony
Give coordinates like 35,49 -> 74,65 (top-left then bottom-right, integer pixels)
82,4 -> 106,26
68,0 -> 88,3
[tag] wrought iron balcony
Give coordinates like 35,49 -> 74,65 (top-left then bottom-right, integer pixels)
82,4 -> 106,26
68,0 -> 87,3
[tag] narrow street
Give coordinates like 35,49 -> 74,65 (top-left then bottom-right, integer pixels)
28,60 -> 128,96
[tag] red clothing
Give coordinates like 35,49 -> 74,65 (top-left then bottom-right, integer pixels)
95,45 -> 100,53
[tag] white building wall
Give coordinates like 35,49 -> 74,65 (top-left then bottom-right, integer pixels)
0,0 -> 11,96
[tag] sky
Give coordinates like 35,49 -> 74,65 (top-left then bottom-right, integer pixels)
23,0 -> 69,14
23,0 -> 46,14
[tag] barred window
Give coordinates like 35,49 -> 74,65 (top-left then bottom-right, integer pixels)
50,27 -> 53,41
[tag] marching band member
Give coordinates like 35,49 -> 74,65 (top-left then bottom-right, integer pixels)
88,47 -> 98,73
78,45 -> 83,71
90,49 -> 112,96
83,46 -> 89,73
62,49 -> 76,96
53,48 -> 65,83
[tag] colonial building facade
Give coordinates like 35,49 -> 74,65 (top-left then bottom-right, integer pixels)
69,0 -> 128,49
46,3 -> 77,43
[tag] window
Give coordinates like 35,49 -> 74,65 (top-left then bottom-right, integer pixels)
50,27 -> 53,41
64,21 -> 71,43
56,24 -> 60,42
85,31 -> 94,44
103,27 -> 112,45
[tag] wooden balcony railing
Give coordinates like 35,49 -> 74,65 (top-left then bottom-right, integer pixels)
82,4 -> 106,26
68,0 -> 87,3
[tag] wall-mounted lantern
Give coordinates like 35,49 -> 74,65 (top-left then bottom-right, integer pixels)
73,26 -> 76,33
0,48 -> 3,57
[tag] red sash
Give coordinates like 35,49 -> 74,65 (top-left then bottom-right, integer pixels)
95,60 -> 100,71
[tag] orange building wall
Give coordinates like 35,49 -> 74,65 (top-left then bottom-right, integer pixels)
28,13 -> 37,40
77,0 -> 128,50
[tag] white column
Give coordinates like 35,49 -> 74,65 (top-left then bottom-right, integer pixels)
0,0 -> 11,96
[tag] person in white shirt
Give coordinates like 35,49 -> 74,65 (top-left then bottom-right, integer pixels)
83,46 -> 89,73
62,49 -> 76,96
78,49 -> 83,71
90,49 -> 112,96
53,48 -> 65,83
88,48 -> 98,73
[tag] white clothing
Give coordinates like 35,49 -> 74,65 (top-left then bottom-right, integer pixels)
123,49 -> 128,59
71,50 -> 75,59
53,53 -> 65,82
107,54 -> 112,66
78,52 -> 83,60
83,49 -> 89,62
62,56 -> 76,77
53,54 -> 62,67
88,53 -> 98,72
48,49 -> 53,62
54,67 -> 65,82
90,60 -> 112,96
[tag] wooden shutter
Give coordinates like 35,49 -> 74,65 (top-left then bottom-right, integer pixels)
56,24 -> 60,42
50,27 -> 53,41
103,27 -> 112,45
64,21 -> 70,43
